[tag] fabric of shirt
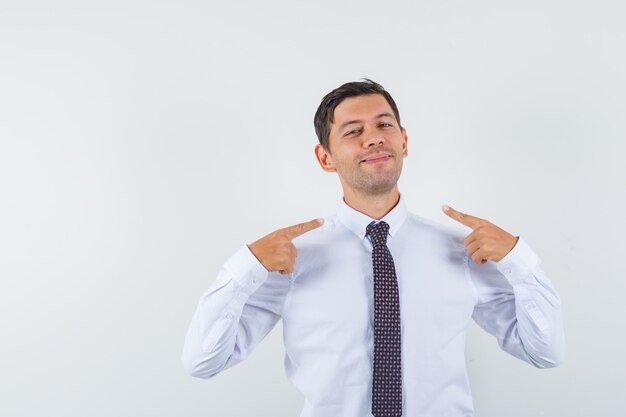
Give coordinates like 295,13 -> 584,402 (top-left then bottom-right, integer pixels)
182,196 -> 565,417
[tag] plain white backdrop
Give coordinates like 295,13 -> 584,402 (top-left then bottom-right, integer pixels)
1,1 -> 625,416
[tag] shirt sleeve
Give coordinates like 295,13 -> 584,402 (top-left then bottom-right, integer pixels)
181,245 -> 291,379
468,237 -> 566,368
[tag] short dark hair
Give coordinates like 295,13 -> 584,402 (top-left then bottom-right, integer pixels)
314,78 -> 402,150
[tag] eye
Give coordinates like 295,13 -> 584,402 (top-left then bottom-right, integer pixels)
379,122 -> 393,128
344,129 -> 362,137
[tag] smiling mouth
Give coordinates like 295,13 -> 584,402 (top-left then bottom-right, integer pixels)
360,154 -> 392,164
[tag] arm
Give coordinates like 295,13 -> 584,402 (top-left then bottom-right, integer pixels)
181,246 -> 288,378
181,218 -> 323,379
469,237 -> 565,368
442,204 -> 565,368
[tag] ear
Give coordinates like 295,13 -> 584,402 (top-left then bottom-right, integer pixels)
314,144 -> 336,173
401,127 -> 408,157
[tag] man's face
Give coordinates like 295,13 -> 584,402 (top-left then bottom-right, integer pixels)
315,94 -> 408,196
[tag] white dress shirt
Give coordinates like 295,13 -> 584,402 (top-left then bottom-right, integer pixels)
182,195 -> 565,417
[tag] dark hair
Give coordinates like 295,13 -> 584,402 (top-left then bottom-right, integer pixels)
314,78 -> 402,150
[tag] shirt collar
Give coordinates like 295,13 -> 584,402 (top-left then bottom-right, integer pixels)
337,193 -> 408,240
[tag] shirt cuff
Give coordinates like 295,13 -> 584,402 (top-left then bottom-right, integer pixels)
495,237 -> 542,286
223,245 -> 269,296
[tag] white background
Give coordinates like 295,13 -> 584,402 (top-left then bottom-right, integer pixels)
1,1 -> 625,416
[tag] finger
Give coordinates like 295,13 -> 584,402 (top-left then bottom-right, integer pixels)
442,205 -> 483,230
463,231 -> 479,247
279,244 -> 298,275
466,240 -> 481,256
284,218 -> 324,239
470,248 -> 489,264
279,264 -> 293,275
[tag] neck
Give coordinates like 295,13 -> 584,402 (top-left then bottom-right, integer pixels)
342,186 -> 401,220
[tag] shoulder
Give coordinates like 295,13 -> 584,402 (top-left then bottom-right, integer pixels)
404,211 -> 467,244
401,212 -> 470,265
291,214 -> 350,247
404,211 -> 465,237
289,214 -> 354,275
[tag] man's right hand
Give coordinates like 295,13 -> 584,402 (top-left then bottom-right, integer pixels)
247,219 -> 324,275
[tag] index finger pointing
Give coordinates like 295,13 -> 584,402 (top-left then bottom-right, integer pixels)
284,218 -> 324,239
442,205 -> 482,230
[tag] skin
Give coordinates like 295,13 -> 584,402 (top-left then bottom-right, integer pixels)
248,93 -> 518,273
442,205 -> 519,264
247,219 -> 323,274
314,94 -> 408,220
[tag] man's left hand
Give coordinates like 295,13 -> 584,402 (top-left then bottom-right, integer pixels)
442,204 -> 519,264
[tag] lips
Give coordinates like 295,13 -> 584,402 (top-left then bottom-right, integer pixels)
360,153 -> 392,164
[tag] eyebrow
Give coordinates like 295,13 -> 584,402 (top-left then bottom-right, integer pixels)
338,113 -> 395,131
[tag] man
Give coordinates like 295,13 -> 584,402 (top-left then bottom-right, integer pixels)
182,79 -> 565,416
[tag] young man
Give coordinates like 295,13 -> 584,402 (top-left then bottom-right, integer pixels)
182,79 -> 565,417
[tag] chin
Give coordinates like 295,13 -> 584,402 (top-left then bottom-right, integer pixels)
358,176 -> 400,195
338,166 -> 402,195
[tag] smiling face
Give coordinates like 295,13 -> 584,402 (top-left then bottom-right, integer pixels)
315,93 -> 408,197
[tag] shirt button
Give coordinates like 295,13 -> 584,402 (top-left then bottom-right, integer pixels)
252,279 -> 259,284
504,267 -> 512,275
225,313 -> 234,320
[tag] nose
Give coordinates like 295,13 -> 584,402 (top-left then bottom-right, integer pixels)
363,128 -> 385,148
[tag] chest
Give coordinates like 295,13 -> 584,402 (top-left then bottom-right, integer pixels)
282,237 -> 477,342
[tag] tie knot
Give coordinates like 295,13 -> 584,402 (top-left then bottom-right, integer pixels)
366,221 -> 390,247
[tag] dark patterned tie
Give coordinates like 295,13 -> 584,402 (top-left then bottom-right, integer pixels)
367,220 -> 402,417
